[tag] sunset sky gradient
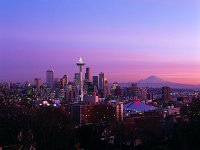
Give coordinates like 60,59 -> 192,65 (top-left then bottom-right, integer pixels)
0,0 -> 200,84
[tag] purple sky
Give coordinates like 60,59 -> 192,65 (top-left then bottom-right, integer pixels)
0,0 -> 200,84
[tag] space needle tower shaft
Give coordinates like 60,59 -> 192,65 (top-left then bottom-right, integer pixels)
76,57 -> 85,101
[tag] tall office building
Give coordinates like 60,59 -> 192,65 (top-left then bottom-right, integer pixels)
104,77 -> 110,97
162,86 -> 171,103
63,75 -> 69,87
34,78 -> 42,91
129,83 -> 138,99
60,78 -> 64,89
93,76 -> 98,89
76,58 -> 85,101
138,88 -> 147,101
85,67 -> 90,82
74,73 -> 80,87
46,70 -> 54,90
53,78 -> 61,89
99,72 -> 105,90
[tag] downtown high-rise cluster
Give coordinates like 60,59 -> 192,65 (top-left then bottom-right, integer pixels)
35,58 -> 109,103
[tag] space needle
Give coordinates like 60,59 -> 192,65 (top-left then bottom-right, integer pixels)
76,57 -> 85,101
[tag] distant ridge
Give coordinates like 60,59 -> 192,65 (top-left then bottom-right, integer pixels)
119,76 -> 200,89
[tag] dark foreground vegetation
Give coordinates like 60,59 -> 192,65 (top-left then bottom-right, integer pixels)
1,98 -> 200,150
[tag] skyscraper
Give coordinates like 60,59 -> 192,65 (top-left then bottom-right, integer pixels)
76,58 -> 85,101
129,83 -> 138,99
34,78 -> 42,91
85,67 -> 90,82
63,75 -> 69,87
74,73 -> 80,87
104,78 -> 110,98
74,73 -> 80,102
99,72 -> 105,90
93,76 -> 98,89
46,70 -> 54,90
162,86 -> 171,103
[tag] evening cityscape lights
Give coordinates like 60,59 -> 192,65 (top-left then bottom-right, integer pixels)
1,0 -> 200,149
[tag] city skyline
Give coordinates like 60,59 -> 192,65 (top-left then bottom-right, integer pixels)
1,64 -> 200,87
0,0 -> 200,84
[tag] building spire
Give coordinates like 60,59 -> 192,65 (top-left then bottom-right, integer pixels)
76,57 -> 85,102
